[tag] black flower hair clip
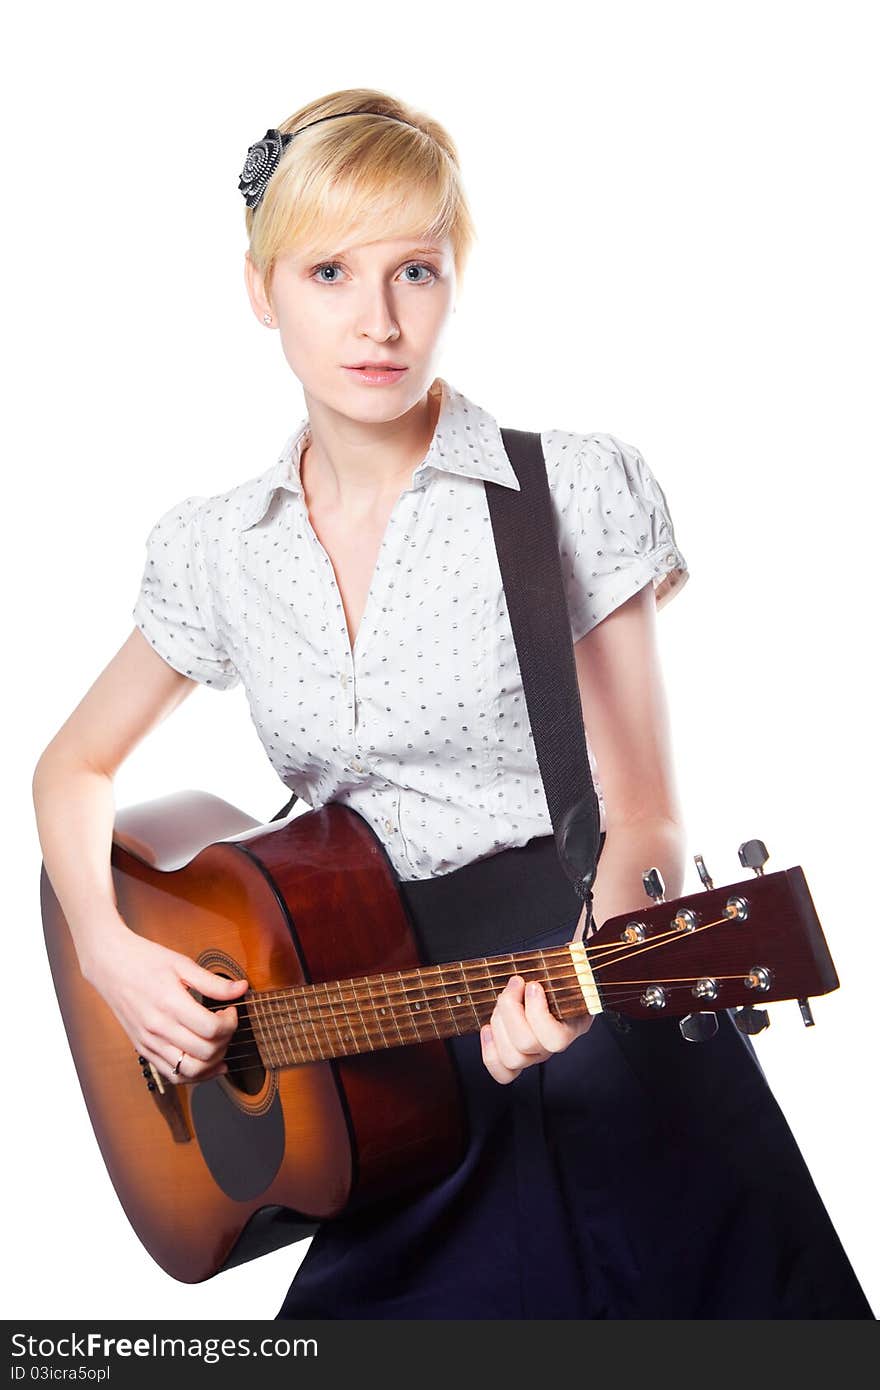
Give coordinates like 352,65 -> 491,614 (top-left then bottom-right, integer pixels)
238,113 -> 420,211
238,128 -> 294,210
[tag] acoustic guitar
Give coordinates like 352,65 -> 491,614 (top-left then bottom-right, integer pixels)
41,790 -> 840,1283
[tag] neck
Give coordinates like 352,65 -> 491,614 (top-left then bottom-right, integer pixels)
301,378 -> 442,514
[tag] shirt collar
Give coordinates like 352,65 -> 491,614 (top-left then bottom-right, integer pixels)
236,375 -> 520,531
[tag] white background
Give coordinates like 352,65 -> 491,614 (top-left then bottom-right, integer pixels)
5,0 -> 877,1320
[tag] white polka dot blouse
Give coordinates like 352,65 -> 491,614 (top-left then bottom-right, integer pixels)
132,376 -> 689,881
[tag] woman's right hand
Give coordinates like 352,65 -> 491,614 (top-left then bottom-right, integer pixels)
81,922 -> 250,1085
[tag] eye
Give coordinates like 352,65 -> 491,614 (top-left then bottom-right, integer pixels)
311,262 -> 344,284
400,262 -> 439,284
309,260 -> 440,285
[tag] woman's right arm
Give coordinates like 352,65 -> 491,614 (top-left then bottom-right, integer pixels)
32,628 -> 248,1084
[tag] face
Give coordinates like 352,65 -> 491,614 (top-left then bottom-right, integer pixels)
244,235 -> 457,423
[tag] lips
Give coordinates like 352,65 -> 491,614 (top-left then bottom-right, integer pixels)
342,363 -> 410,386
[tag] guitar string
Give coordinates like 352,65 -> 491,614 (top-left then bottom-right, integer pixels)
169,916 -> 743,1070
187,913 -> 733,1034
207,963 -> 748,1056
190,912 -> 732,1012
145,916 -> 751,1076
189,973 -> 754,1071
174,982 -> 748,1081
160,991 -> 702,1081
235,924 -> 703,1007
194,969 -> 732,1062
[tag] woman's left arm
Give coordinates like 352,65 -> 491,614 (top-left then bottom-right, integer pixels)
481,580 -> 688,1084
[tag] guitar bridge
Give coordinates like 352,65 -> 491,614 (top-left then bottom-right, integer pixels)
136,1053 -> 192,1144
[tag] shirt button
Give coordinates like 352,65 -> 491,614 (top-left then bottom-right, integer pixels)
340,672 -> 350,687
350,757 -> 364,773
383,818 -> 395,833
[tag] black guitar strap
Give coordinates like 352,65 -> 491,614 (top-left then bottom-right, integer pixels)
272,425 -> 602,915
488,428 -> 602,908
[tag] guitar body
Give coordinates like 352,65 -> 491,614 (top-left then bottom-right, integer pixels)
41,794 -> 466,1283
42,791 -> 842,1286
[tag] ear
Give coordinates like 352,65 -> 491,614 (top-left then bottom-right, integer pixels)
243,252 -> 274,327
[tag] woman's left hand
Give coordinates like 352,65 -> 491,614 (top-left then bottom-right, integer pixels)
480,975 -> 594,1085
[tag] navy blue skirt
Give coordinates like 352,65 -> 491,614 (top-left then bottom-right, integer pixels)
275,834 -> 873,1319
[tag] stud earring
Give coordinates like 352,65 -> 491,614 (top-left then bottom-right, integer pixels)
262,312 -> 272,325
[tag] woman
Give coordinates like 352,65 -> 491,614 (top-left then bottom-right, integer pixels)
32,88 -> 872,1319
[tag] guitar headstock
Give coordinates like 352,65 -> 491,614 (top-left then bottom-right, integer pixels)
588,839 -> 838,1040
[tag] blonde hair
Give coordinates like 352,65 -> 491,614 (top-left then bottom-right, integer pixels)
244,87 -> 476,311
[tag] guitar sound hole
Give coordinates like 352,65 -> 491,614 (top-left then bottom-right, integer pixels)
201,974 -> 266,1098
226,1002 -> 266,1096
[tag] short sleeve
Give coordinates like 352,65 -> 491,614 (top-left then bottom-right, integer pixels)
132,495 -> 240,690
549,432 -> 690,642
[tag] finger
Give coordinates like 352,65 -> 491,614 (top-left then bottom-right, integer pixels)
163,967 -> 246,1045
137,1021 -> 215,1076
178,961 -> 250,1004
197,1065 -> 230,1084
143,984 -> 240,1045
489,999 -> 545,1073
178,991 -> 243,1045
164,1021 -> 235,1066
162,1044 -> 229,1086
493,978 -> 549,1060
522,980 -> 574,1054
479,1024 -> 521,1086
134,1041 -> 225,1087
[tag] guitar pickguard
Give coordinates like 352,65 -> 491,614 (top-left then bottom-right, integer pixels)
190,1079 -> 286,1202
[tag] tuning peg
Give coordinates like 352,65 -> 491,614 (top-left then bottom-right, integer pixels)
733,1005 -> 770,1035
642,867 -> 666,902
679,1012 -> 719,1043
798,998 -> 815,1027
738,840 -> 769,876
694,854 -> 714,890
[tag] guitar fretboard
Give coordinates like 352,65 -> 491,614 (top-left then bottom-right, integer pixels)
246,943 -> 597,1068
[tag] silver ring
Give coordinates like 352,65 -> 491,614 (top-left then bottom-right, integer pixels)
173,1050 -> 186,1076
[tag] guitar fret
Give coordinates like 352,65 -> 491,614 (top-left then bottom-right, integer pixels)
453,961 -> 481,1039
388,973 -> 406,1046
278,989 -> 294,1061
337,977 -> 361,1056
320,980 -> 346,1060
405,967 -> 436,1045
298,982 -> 318,1060
275,987 -> 297,1065
367,973 -> 391,1050
477,955 -> 496,1027
350,977 -> 374,1052
250,994 -> 274,1068
308,983 -> 329,1060
427,963 -> 459,1035
451,961 -> 468,1034
316,980 -> 338,1061
538,949 -> 559,1015
417,967 -> 436,1045
275,978 -> 294,1061
250,941 -> 587,1069
394,971 -> 418,1044
260,988 -> 278,1066
265,989 -> 287,1067
387,973 -> 404,1045
374,970 -> 399,1048
286,989 -> 310,1061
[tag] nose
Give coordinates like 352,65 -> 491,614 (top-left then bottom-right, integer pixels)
354,279 -> 401,342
